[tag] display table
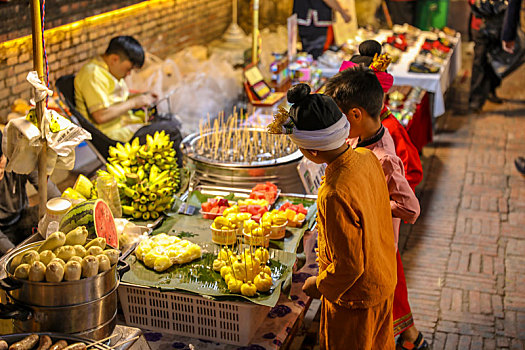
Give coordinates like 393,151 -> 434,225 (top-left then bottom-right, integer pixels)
319,30 -> 462,118
384,32 -> 461,117
404,91 -> 433,152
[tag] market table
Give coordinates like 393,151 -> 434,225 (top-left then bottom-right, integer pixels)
116,187 -> 319,349
319,30 -> 462,118
137,229 -> 319,350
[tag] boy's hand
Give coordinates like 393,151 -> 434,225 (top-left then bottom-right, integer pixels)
302,276 -> 322,299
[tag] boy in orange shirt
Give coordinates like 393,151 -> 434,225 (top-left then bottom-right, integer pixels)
268,83 -> 397,349
325,64 -> 428,350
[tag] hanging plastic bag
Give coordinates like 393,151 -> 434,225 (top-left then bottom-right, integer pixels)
3,116 -> 42,174
45,109 -> 91,157
488,29 -> 525,79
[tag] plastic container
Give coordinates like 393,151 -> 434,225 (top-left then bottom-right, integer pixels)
268,221 -> 287,240
243,229 -> 270,248
118,283 -> 270,346
287,218 -> 306,228
38,197 -> 72,237
96,175 -> 122,218
211,225 -> 238,245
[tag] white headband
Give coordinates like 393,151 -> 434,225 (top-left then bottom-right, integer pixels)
287,115 -> 350,151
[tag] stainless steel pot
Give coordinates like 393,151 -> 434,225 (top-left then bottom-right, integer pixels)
1,241 -> 129,307
7,286 -> 118,339
182,130 -> 305,193
0,241 -> 129,340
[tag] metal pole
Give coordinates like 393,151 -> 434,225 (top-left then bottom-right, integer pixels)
29,0 -> 48,218
251,0 -> 259,65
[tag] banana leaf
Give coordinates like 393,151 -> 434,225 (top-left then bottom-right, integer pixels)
121,243 -> 296,307
187,190 -> 240,208
149,213 -> 306,254
182,190 -> 317,252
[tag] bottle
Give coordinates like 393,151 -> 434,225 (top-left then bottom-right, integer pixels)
96,175 -> 123,218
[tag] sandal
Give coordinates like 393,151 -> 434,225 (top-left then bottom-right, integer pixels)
396,332 -> 430,350
515,157 -> 525,176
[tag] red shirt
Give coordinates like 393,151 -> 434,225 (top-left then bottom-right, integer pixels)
380,108 -> 423,192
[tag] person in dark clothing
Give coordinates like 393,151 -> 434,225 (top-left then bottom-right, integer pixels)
502,0 -> 522,54
502,0 -> 524,175
468,0 -> 508,112
386,0 -> 417,26
293,0 -> 351,59
0,130 -> 61,255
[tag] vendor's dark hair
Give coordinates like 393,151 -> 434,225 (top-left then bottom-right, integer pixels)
105,36 -> 145,68
324,65 -> 384,119
350,40 -> 382,66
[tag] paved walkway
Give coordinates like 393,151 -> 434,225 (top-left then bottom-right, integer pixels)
400,59 -> 525,349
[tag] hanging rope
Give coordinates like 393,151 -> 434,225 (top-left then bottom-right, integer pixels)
41,0 -> 49,108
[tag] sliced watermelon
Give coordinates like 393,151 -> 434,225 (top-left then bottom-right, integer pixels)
59,199 -> 118,248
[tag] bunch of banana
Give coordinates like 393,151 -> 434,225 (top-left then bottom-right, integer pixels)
101,131 -> 180,220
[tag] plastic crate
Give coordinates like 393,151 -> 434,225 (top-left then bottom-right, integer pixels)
118,282 -> 270,346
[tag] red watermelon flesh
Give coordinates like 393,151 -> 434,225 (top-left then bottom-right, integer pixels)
94,200 -> 118,248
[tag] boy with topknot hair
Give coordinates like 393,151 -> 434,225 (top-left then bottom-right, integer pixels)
269,83 -> 396,349
325,64 -> 427,350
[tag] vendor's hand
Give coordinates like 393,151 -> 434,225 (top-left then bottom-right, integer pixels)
340,9 -> 351,23
131,93 -> 157,109
302,276 -> 322,299
502,40 -> 515,54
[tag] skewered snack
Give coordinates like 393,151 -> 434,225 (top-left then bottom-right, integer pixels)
189,111 -> 298,165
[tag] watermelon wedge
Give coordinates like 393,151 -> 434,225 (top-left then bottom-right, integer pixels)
59,199 -> 118,248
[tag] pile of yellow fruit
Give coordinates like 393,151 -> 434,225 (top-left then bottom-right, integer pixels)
211,212 -> 252,231
260,211 -> 288,226
212,247 -> 273,296
237,198 -> 270,207
135,233 -> 202,272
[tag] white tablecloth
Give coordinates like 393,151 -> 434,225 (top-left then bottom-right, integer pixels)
320,30 -> 462,117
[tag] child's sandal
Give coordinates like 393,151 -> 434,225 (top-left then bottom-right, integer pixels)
396,332 -> 430,350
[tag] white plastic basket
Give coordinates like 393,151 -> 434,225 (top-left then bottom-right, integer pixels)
118,282 -> 270,346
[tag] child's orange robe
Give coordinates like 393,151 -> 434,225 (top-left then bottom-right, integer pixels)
316,147 -> 397,350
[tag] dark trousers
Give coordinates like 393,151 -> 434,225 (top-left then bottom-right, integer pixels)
469,27 -> 502,109
0,206 -> 39,255
387,0 -> 417,25
299,27 -> 328,59
133,119 -> 184,168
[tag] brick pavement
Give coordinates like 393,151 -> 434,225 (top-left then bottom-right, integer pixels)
399,62 -> 525,349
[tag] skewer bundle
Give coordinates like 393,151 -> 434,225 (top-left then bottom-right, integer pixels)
194,110 -> 298,164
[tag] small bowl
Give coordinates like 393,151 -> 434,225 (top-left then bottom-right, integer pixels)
211,225 -> 238,245
242,229 -> 271,248
268,221 -> 287,239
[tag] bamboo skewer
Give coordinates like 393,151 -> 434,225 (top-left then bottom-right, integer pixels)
85,334 -> 120,349
108,336 -> 141,350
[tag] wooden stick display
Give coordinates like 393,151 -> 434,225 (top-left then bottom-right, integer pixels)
194,111 -> 297,164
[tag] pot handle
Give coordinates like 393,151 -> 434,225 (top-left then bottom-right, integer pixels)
117,259 -> 130,278
0,303 -> 32,321
0,277 -> 22,291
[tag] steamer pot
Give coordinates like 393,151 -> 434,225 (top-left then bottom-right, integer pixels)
0,241 -> 129,307
182,131 -> 305,193
7,286 -> 118,339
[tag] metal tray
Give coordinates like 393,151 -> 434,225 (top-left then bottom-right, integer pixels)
0,331 -> 137,349
0,332 -> 96,346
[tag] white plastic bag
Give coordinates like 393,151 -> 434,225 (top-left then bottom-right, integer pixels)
3,116 -> 42,174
